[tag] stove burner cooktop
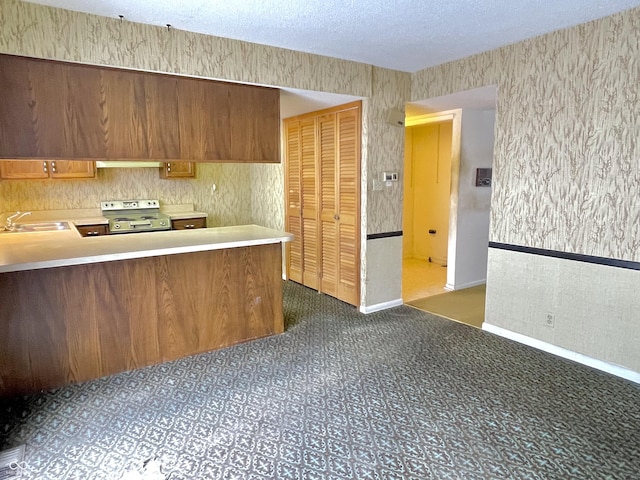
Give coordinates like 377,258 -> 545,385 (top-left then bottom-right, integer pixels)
100,199 -> 171,234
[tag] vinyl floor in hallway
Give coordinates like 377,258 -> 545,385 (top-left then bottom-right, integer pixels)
1,281 -> 639,479
402,257 -> 448,302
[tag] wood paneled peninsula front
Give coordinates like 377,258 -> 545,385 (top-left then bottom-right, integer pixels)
0,225 -> 292,397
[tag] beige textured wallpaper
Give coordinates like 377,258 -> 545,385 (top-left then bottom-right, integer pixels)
0,0 -> 372,96
0,0 -> 407,238
0,164 -> 253,226
412,7 -> 640,262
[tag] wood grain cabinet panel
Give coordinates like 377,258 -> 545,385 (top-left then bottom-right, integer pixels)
62,64 -> 108,158
177,77 -> 231,161
230,84 -> 280,162
0,56 -> 39,157
75,224 -> 108,237
0,160 -> 95,179
0,57 -> 106,159
0,54 -> 280,163
0,161 -> 49,179
49,160 -> 96,178
144,74 -> 180,159
171,217 -> 206,230
0,244 -> 283,396
159,161 -> 196,178
100,68 -> 149,159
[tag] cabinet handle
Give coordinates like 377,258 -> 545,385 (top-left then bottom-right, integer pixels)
185,224 -> 195,229
167,163 -> 171,172
86,231 -> 100,236
51,161 -> 56,173
43,161 -> 48,173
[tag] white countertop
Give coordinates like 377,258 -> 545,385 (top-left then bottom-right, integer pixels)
3,205 -> 208,226
0,224 -> 293,273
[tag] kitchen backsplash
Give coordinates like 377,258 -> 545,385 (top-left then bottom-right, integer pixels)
0,163 -> 261,227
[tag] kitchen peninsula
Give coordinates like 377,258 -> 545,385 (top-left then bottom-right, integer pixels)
0,224 -> 292,397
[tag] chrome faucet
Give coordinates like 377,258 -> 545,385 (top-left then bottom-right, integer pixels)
4,211 -> 31,231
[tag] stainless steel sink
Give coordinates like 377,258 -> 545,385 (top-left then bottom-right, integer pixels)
6,221 -> 71,232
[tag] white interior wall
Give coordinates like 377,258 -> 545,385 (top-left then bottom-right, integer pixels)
447,109 -> 495,290
485,248 -> 640,373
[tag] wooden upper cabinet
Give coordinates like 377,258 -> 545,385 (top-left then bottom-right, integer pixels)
230,84 -> 280,162
0,54 -> 280,163
0,56 -> 44,158
63,64 -> 107,158
144,73 -> 180,159
0,161 -> 49,179
159,161 -> 196,179
177,77 -> 231,160
0,160 -> 95,179
100,68 -> 149,159
0,57 -> 106,159
49,160 -> 96,179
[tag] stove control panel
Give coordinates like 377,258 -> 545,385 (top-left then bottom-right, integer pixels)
101,199 -> 160,212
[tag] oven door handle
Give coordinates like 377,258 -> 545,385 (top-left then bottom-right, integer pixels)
130,220 -> 152,227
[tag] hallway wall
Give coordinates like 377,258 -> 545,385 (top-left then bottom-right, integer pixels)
447,109 -> 494,289
403,122 -> 452,263
411,7 -> 640,371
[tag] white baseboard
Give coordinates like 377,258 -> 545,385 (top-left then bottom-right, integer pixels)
360,298 -> 404,314
445,278 -> 486,291
482,323 -> 640,385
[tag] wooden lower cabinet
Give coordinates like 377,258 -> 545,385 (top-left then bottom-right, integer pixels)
171,217 -> 206,230
0,160 -> 96,179
159,161 -> 196,178
0,243 -> 284,396
76,224 -> 108,237
284,101 -> 361,307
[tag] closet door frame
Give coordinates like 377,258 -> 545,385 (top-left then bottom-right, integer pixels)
283,100 -> 361,307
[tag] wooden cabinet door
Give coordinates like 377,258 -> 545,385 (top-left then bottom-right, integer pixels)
0,160 -> 95,179
0,161 -> 48,179
230,84 -> 280,162
0,56 -> 39,158
171,217 -> 206,230
76,224 -> 108,237
101,68 -> 149,159
49,161 -> 96,179
63,64 -> 107,158
144,73 -> 180,159
177,77 -> 231,161
27,59 -> 66,158
159,161 -> 196,178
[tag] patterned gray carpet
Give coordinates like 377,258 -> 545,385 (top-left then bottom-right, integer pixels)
1,281 -> 639,479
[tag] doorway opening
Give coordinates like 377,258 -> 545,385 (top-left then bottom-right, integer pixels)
401,85 -> 497,317
402,114 -> 454,302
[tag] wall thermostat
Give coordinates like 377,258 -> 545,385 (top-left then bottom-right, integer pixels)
382,172 -> 398,182
475,168 -> 492,187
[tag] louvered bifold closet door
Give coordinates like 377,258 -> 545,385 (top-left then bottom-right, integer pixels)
335,107 -> 360,305
300,118 -> 319,288
318,113 -> 338,297
284,101 -> 361,307
285,120 -> 303,283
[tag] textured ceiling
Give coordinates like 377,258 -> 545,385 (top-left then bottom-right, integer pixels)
22,0 -> 640,73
